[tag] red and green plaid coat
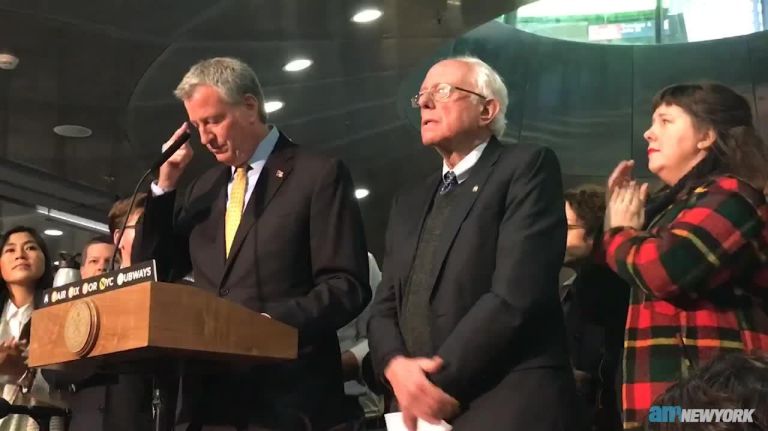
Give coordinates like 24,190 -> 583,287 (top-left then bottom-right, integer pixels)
603,175 -> 768,430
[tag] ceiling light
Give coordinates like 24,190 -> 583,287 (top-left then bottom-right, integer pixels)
355,188 -> 370,199
36,206 -> 109,233
352,8 -> 382,23
264,101 -> 284,113
43,229 -> 63,237
283,58 -> 313,72
53,125 -> 92,138
0,53 -> 19,70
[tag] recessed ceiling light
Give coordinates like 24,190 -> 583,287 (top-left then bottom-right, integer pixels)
0,52 -> 19,70
53,124 -> 92,138
264,101 -> 284,113
43,229 -> 63,237
283,58 -> 313,72
355,188 -> 370,199
352,8 -> 382,23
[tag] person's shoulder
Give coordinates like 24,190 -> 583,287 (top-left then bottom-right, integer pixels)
700,175 -> 766,209
496,141 -> 555,162
707,175 -> 761,194
276,133 -> 346,172
493,141 -> 560,176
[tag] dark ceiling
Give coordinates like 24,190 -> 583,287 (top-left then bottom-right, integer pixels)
2,0 -> 768,258
0,0 -> 530,256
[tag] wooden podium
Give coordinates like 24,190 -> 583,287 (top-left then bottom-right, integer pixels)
29,281 -> 298,368
28,281 -> 298,431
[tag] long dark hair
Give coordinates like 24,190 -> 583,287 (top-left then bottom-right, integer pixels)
645,83 -> 768,224
0,226 -> 54,307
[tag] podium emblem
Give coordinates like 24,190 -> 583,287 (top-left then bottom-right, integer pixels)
63,299 -> 100,357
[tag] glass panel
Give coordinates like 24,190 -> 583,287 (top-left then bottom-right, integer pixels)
505,0 -> 764,44
663,0 -> 763,43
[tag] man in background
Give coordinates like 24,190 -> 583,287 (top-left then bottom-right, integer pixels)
562,185 -> 629,431
79,235 -> 115,279
58,194 -> 153,431
338,252 -> 384,427
108,192 -> 146,268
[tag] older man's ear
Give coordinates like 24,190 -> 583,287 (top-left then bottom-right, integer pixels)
479,99 -> 500,130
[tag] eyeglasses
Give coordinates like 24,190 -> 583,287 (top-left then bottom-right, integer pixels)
411,83 -> 487,108
567,224 -> 585,230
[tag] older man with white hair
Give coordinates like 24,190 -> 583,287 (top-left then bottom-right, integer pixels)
368,56 -> 581,430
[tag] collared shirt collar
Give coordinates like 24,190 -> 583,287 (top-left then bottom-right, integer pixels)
4,300 -> 32,339
231,125 -> 279,175
442,140 -> 489,184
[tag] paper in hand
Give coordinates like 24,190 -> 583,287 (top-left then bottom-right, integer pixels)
384,412 -> 453,431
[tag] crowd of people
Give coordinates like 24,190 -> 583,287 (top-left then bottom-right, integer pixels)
0,55 -> 766,431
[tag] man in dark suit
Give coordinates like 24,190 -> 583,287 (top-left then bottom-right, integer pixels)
135,57 -> 370,431
368,57 -> 580,430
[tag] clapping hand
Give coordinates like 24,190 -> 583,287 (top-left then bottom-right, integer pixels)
607,180 -> 648,230
0,338 -> 28,379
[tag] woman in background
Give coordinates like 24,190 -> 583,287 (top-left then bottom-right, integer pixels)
0,226 -> 66,430
603,83 -> 768,429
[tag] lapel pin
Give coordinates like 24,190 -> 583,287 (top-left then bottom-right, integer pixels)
276,170 -> 284,178
472,185 -> 479,192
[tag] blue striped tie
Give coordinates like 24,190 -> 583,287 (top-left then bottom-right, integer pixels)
439,171 -> 458,195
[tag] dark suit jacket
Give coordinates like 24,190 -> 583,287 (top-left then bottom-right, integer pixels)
135,132 -> 370,430
368,139 -> 580,430
561,263 -> 629,431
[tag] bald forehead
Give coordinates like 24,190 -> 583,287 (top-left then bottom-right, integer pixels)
422,60 -> 475,89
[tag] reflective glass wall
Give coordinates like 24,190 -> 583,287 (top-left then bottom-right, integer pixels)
503,0 -> 764,44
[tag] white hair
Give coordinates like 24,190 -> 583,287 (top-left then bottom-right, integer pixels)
174,57 -> 267,121
448,56 -> 509,138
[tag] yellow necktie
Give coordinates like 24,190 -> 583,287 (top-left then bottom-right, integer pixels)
225,167 -> 247,257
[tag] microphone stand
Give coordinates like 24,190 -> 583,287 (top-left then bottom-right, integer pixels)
0,399 -> 68,431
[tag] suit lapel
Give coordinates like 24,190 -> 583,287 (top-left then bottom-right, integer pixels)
424,138 -> 503,298
218,134 -> 295,288
211,167 -> 230,272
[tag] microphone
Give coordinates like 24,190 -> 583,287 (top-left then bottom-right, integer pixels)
0,397 -> 67,423
149,130 -> 191,171
108,127 -> 191,271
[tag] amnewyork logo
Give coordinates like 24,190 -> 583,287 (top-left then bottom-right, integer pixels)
649,406 -> 755,423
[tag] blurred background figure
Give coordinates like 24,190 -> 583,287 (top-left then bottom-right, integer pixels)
108,193 -> 146,269
79,235 -> 115,279
561,185 -> 629,431
338,252 -> 384,429
647,352 -> 768,430
55,193 -> 153,431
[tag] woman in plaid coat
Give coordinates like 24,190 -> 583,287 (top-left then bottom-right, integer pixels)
603,83 -> 768,429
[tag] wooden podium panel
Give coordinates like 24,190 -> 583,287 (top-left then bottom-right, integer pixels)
28,282 -> 297,368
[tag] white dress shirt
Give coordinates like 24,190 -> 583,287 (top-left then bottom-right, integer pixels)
441,141 -> 488,184
2,300 -> 31,340
0,300 -> 65,431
